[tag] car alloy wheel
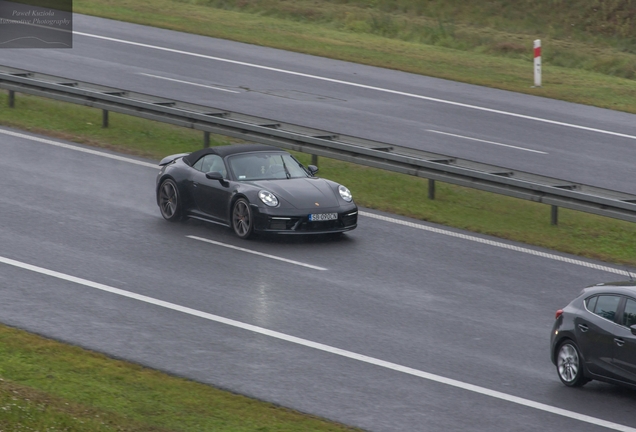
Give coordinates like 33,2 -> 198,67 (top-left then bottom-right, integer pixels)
232,198 -> 254,239
556,341 -> 589,387
158,179 -> 182,222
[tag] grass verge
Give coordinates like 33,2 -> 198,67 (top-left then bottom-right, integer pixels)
0,325 -> 361,431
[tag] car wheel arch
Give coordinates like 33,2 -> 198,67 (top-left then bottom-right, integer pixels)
157,174 -> 176,199
228,193 -> 250,220
157,174 -> 194,212
555,338 -> 591,387
553,335 -> 582,363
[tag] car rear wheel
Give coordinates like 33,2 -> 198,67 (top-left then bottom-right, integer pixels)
556,341 -> 589,387
158,179 -> 182,222
232,198 -> 254,239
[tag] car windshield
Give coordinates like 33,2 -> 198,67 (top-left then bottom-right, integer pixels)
227,152 -> 310,181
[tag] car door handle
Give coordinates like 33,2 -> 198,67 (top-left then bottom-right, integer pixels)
614,338 -> 625,347
193,182 -> 198,188
578,324 -> 589,332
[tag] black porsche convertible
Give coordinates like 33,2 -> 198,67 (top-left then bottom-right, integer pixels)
156,144 -> 358,238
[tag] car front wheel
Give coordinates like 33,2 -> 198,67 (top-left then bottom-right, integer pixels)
556,341 -> 589,387
232,198 -> 254,239
158,179 -> 182,222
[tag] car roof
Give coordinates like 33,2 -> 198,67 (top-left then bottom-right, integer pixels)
182,144 -> 283,166
582,281 -> 636,297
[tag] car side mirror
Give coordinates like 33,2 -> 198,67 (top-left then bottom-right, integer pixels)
206,171 -> 224,181
631,325 -> 636,336
307,165 -> 318,176
206,171 -> 229,186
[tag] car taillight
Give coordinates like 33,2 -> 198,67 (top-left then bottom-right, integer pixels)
555,309 -> 563,319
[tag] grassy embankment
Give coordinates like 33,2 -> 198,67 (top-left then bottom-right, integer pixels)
1,1 -> 636,430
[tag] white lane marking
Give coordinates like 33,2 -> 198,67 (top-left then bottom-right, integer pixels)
360,211 -> 632,276
187,235 -> 327,271
5,129 -> 630,276
0,128 -> 158,169
73,31 -> 636,141
139,73 -> 241,93
1,255 -> 634,432
427,129 -> 548,154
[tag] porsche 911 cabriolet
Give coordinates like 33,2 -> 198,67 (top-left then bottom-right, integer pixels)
156,144 -> 358,238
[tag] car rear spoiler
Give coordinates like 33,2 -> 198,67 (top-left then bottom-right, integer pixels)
158,153 -> 190,166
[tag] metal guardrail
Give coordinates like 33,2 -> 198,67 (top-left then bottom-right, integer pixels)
2,65 -> 636,224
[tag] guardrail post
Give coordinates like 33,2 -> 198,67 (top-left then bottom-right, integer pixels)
311,154 -> 318,167
8,90 -> 15,108
203,131 -> 210,148
428,179 -> 436,200
102,109 -> 109,128
551,205 -> 558,225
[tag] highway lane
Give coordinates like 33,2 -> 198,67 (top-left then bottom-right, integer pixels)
2,14 -> 636,194
2,128 -> 636,431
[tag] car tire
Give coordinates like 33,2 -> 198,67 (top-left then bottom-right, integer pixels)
158,179 -> 182,222
232,198 -> 254,239
556,340 -> 589,387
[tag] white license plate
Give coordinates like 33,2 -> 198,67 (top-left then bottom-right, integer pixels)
309,213 -> 338,221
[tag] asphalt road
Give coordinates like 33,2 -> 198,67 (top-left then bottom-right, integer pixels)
1,14 -> 636,194
2,13 -> 636,432
1,127 -> 636,431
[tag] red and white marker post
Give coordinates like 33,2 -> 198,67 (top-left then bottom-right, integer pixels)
534,39 -> 542,87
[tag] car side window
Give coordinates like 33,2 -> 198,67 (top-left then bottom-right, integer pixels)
591,295 -> 621,322
585,296 -> 598,312
193,155 -> 226,177
622,298 -> 636,328
193,157 -> 204,171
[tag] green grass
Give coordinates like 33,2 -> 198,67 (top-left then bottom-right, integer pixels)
0,325 -> 361,431
2,1 -> 636,429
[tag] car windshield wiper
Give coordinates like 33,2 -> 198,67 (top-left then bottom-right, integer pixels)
280,155 -> 291,179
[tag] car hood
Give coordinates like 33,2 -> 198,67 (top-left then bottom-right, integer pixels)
248,178 -> 340,209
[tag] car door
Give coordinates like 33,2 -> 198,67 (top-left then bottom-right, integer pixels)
190,154 -> 232,222
612,297 -> 636,385
576,295 -> 623,379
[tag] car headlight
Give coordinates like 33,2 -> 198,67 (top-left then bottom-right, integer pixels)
258,190 -> 279,207
338,185 -> 352,202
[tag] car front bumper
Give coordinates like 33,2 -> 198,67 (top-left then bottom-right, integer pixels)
251,203 -> 358,234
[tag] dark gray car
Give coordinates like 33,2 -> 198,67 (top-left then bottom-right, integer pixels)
550,281 -> 636,388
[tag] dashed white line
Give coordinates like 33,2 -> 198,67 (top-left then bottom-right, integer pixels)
428,129 -> 548,154
0,254 -> 634,432
139,73 -> 240,93
73,30 -> 636,141
4,129 -> 630,276
187,235 -> 327,270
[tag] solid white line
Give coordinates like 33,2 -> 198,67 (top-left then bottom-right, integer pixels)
0,128 -> 158,169
427,129 -> 548,154
360,211 -> 632,276
139,73 -> 241,93
1,254 -> 634,432
187,235 -> 327,271
73,30 -> 636,141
